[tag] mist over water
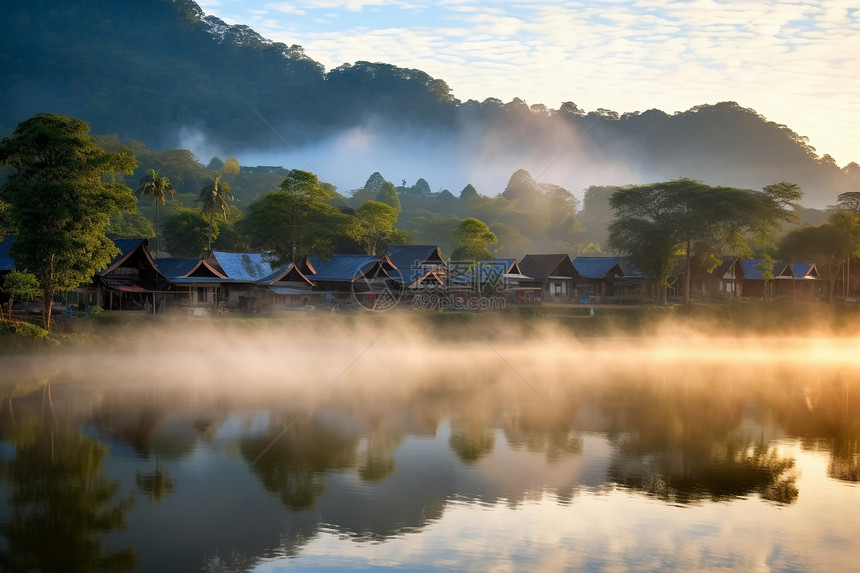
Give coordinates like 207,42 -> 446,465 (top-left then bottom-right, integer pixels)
2,313 -> 859,571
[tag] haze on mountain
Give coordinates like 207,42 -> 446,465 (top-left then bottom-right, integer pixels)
1,0 -> 857,207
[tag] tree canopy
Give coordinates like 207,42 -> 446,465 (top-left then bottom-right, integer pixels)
608,178 -> 802,303
0,113 -> 138,329
346,201 -> 399,255
238,169 -> 347,264
451,218 -> 498,262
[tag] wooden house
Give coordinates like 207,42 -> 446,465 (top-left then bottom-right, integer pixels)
205,251 -> 277,311
741,260 -> 822,300
94,239 -> 169,312
256,264 -> 320,310
518,254 -> 577,300
385,245 -> 447,272
311,254 -> 398,307
571,256 -> 627,299
156,257 -> 227,314
705,257 -> 745,299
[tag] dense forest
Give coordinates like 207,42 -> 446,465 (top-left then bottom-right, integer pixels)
1,0 -> 858,208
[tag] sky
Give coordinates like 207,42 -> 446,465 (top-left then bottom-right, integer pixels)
196,0 -> 859,168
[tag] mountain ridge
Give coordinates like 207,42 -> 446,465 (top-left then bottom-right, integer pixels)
0,0 -> 856,206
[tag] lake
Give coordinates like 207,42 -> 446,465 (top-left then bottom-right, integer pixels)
1,319 -> 858,572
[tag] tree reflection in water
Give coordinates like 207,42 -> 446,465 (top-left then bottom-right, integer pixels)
240,411 -> 360,510
0,384 -> 137,572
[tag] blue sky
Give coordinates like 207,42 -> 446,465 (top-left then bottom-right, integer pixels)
198,0 -> 859,167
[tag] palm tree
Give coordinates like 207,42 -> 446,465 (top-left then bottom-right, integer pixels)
135,169 -> 175,255
198,174 -> 234,252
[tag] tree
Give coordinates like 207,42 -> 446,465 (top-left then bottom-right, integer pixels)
162,208 -> 214,257
608,179 -> 801,304
223,157 -> 240,175
346,201 -> 398,255
1,271 -> 41,319
779,210 -> 860,301
835,192 -> 860,215
198,174 -> 233,251
135,168 -> 174,255
105,208 -> 155,239
206,157 -> 225,172
451,218 -> 497,262
238,169 -> 347,265
378,180 -> 401,213
0,113 -> 138,329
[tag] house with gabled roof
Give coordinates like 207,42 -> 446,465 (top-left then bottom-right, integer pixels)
204,251 -> 279,311
311,254 -> 398,307
518,254 -> 577,300
740,260 -> 823,300
256,263 -> 320,310
571,256 -> 629,299
385,245 -> 447,271
94,238 -> 170,312
705,257 -> 745,299
155,257 -> 227,313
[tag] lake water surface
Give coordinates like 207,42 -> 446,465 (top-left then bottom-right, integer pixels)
1,322 -> 858,572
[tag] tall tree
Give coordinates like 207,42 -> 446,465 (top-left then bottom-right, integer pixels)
0,113 -> 137,329
162,207 -> 214,258
135,168 -> 174,255
238,169 -> 347,264
779,210 -> 860,301
451,218 -> 498,262
346,200 -> 398,255
377,181 -> 401,213
608,179 -> 801,304
197,174 -> 233,251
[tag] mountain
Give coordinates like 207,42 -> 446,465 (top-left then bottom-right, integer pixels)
1,0 -> 857,206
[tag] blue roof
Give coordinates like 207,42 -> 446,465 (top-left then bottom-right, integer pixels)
210,251 -> 274,281
0,236 -> 17,271
385,245 -> 444,269
741,260 -> 789,280
155,258 -> 202,278
307,256 -> 324,274
312,255 -> 387,282
791,262 -> 817,278
573,256 -> 623,279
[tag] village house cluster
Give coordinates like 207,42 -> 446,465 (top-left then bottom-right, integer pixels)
0,236 -> 834,316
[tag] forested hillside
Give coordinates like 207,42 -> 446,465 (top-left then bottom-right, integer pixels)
1,0 -> 858,207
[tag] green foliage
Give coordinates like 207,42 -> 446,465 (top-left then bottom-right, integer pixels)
239,169 -> 348,265
608,178 -> 802,303
378,181 -> 401,213
223,157 -> 241,174
135,168 -> 175,255
105,208 -> 155,239
2,271 -> 41,319
198,174 -> 233,251
0,113 -> 138,329
86,305 -> 104,320
162,207 -> 214,258
451,218 -> 498,262
0,318 -> 50,341
346,200 -> 398,255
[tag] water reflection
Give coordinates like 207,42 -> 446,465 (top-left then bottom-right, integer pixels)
1,330 -> 859,571
0,385 -> 136,572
